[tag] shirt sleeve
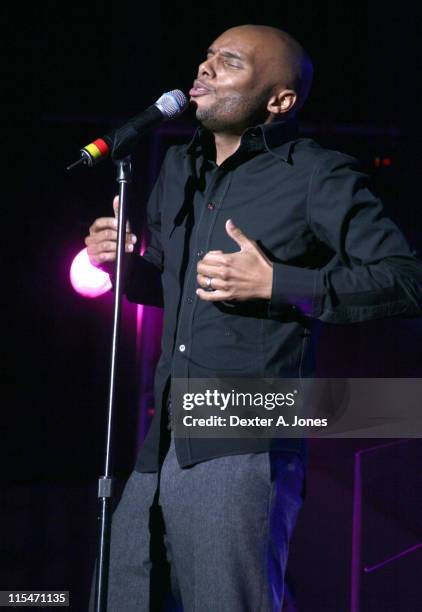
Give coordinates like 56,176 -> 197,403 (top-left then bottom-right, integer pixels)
268,153 -> 422,323
122,151 -> 170,307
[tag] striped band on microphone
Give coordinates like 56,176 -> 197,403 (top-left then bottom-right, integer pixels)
83,138 -> 110,161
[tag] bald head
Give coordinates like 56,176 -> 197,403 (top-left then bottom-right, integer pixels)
192,24 -> 313,133
222,24 -> 314,115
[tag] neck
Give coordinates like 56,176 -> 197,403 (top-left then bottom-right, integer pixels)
213,131 -> 242,166
210,114 -> 285,166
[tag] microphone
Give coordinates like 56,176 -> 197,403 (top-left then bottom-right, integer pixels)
67,89 -> 188,170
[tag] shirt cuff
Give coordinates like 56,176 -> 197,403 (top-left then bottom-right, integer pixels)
268,263 -> 323,318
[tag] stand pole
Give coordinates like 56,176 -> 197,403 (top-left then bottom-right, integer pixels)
94,157 -> 132,612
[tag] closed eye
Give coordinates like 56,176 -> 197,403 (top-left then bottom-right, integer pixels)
205,48 -> 245,69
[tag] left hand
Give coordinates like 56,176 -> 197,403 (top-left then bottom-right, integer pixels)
196,219 -> 273,302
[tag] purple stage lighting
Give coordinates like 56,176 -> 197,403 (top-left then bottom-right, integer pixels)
70,248 -> 112,298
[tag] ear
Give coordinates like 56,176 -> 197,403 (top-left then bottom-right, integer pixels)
267,89 -> 297,116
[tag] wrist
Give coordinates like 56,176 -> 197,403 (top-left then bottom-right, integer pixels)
258,260 -> 273,300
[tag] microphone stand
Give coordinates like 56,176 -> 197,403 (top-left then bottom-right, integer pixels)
94,156 -> 132,612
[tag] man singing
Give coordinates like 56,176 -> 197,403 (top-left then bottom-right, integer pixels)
86,24 -> 422,611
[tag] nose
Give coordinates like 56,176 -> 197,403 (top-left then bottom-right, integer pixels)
198,55 -> 216,79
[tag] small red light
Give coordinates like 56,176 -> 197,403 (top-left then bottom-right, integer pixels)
374,157 -> 381,168
382,158 -> 392,166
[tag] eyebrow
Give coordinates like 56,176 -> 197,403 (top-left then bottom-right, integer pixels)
206,47 -> 246,61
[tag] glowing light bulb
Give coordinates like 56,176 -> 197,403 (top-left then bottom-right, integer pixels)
70,248 -> 112,298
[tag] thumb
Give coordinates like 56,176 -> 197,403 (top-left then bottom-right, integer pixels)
113,195 -> 119,218
225,218 -> 250,249
112,195 -> 131,231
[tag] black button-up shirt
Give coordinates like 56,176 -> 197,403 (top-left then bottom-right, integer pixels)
124,119 -> 422,472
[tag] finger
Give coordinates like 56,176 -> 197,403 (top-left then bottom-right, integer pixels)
88,246 -> 134,267
196,273 -> 227,290
90,251 -> 119,265
93,229 -> 119,243
196,288 -> 229,302
87,249 -> 113,266
86,229 -> 137,246
225,218 -> 251,249
88,239 -> 136,255
196,274 -> 209,289
197,262 -> 227,278
201,252 -> 229,265
87,241 -> 117,255
90,217 -> 118,233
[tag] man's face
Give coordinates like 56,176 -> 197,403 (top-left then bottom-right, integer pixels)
189,28 -> 280,132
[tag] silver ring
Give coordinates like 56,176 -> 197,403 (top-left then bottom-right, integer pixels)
205,276 -> 214,290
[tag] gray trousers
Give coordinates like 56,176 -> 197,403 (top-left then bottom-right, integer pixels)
90,435 -> 304,611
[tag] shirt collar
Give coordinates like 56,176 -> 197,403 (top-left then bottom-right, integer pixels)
185,118 -> 298,163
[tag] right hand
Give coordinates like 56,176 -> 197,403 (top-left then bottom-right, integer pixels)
85,195 -> 138,270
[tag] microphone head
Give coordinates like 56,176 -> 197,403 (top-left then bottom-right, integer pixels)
155,89 -> 189,120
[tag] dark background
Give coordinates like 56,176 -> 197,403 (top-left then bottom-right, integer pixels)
4,2 -> 422,610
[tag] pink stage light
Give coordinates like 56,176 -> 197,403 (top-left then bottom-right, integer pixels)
70,248 -> 112,298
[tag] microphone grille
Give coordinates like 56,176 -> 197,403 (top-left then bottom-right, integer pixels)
155,89 -> 189,120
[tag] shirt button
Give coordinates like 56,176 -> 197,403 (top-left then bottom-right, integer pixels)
207,202 -> 215,210
179,344 -> 186,352
186,297 -> 193,304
